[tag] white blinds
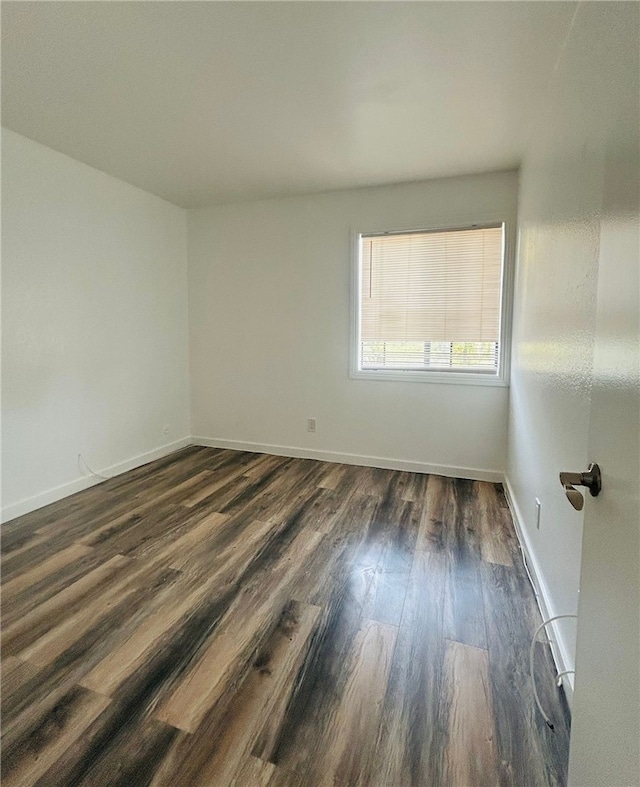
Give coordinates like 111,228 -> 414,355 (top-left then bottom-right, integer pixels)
360,225 -> 504,344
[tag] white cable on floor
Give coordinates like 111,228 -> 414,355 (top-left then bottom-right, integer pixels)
530,614 -> 578,730
78,453 -> 111,481
555,669 -> 576,688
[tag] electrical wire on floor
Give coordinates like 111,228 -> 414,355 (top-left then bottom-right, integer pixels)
530,614 -> 578,730
505,502 -> 577,730
555,668 -> 576,687
78,454 -> 112,481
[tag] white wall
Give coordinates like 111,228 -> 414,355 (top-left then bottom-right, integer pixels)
188,172 -> 517,478
506,0 -> 639,702
2,130 -> 190,520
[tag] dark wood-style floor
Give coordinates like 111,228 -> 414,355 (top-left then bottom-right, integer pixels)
1,446 -> 570,786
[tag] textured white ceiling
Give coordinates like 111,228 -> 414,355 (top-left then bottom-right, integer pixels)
2,1 -> 577,208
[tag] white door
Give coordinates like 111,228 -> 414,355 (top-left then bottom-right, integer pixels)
567,25 -> 640,782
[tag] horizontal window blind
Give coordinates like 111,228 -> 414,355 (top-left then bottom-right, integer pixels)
359,224 -> 504,373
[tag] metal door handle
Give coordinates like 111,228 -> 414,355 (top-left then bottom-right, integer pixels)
559,463 -> 602,511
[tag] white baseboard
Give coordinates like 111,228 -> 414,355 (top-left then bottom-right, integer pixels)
1,435 -> 502,523
502,475 -> 575,705
192,436 -> 504,483
1,437 -> 192,524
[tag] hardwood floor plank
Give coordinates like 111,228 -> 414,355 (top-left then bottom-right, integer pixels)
2,552 -> 120,627
1,543 -> 93,594
414,473 -> 452,552
320,618 -> 397,786
2,554 -> 133,654
1,573 -> 188,731
254,561 -> 369,774
232,459 -> 326,526
482,561 -> 570,786
148,600 -> 320,786
25,589 -> 243,786
76,518 -> 286,698
367,549 -> 448,787
36,460 -> 216,545
248,602 -> 323,766
18,561 -> 182,667
360,565 -> 410,627
36,715 -> 180,787
352,466 -> 397,500
77,580 -> 215,697
444,555 -> 487,649
182,461 -> 257,507
330,463 -> 367,495
283,487 -> 340,534
398,470 -> 429,503
1,516 -> 47,554
0,657 -> 41,709
352,484 -> 418,627
477,482 -> 515,566
76,502 -> 185,554
442,640 -> 498,787
372,484 -> 419,574
154,528 -> 323,732
165,515 -> 272,576
290,495 -> 380,612
72,471 -> 215,548
1,530 -> 72,582
241,452 -> 290,481
443,479 -> 487,649
232,756 -> 276,787
1,447 -> 570,787
316,462 -> 349,490
202,457 -> 300,518
1,686 -> 111,787
125,509 -> 229,565
267,619 -> 397,787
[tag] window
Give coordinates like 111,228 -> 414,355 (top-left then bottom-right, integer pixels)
351,223 -> 509,385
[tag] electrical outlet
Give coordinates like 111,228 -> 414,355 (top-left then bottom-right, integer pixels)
535,497 -> 541,529
307,418 -> 316,433
162,424 -> 170,436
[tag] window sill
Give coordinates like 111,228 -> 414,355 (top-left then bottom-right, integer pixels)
349,368 -> 510,387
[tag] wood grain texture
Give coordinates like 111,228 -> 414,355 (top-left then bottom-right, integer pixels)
442,640 -> 497,787
1,686 -> 111,787
1,447 -> 570,786
154,528 -> 323,733
481,561 -> 571,786
2,554 -> 134,655
443,479 -> 488,649
476,481 -> 516,566
147,600 -> 321,786
367,548 -> 448,786
1,543 -> 93,595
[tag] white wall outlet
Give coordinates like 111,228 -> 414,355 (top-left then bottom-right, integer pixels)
162,424 -> 170,436
307,418 -> 316,433
535,497 -> 541,529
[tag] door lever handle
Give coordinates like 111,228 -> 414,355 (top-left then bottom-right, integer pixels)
559,463 -> 601,511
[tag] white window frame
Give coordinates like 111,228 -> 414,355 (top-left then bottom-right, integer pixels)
349,220 -> 514,387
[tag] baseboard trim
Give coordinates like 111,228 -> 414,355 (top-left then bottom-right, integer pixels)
192,436 -> 504,482
1,437 -> 193,524
502,475 -> 575,705
1,435 -> 503,522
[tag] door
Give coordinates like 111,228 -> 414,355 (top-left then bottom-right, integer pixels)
567,21 -> 640,782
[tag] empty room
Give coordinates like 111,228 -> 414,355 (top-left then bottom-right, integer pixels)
1,2 -> 638,786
